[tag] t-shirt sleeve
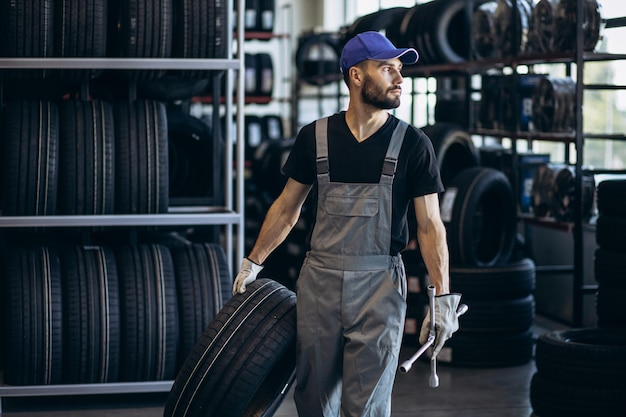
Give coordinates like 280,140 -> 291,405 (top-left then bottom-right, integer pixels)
282,121 -> 316,185
405,126 -> 445,198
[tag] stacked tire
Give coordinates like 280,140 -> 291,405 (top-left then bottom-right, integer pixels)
530,328 -> 626,416
439,165 -> 535,367
594,179 -> 626,328
2,241 -> 231,385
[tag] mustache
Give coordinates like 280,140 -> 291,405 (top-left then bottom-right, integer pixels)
389,87 -> 402,93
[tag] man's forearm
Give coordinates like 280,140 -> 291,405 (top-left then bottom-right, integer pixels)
417,223 -> 450,295
248,200 -> 301,265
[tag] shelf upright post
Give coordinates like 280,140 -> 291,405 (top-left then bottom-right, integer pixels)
573,0 -> 586,327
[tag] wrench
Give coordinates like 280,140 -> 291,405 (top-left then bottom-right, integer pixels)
399,285 -> 468,386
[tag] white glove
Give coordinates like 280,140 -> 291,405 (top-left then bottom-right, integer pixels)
232,258 -> 264,295
419,293 -> 462,356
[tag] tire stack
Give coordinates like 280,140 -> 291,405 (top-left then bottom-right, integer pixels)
2,241 -> 232,385
530,328 -> 626,416
594,179 -> 626,329
530,164 -> 596,222
439,165 -> 536,367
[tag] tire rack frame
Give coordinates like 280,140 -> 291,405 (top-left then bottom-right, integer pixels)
0,0 -> 246,411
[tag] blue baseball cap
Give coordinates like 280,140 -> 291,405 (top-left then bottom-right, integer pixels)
339,31 -> 419,73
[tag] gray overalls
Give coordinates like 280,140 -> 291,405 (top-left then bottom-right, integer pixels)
294,117 -> 408,417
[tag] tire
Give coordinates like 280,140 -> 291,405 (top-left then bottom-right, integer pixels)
0,0 -> 55,80
295,32 -> 342,86
440,330 -> 533,367
58,100 -> 115,215
594,248 -> 626,288
420,123 -> 480,187
251,138 -> 295,200
107,0 -> 173,80
61,246 -> 120,383
113,100 -> 169,214
441,167 -> 517,267
530,372 -> 626,417
596,287 -> 626,329
172,0 -> 227,79
596,215 -> 626,252
450,258 -> 535,299
171,243 -> 232,366
597,179 -> 626,216
138,76 -> 210,101
117,244 -> 179,381
1,100 -> 59,216
167,110 -> 218,199
343,7 -> 409,44
458,295 -> 535,333
54,0 -> 107,81
534,328 -> 626,388
164,279 -> 297,417
4,246 -> 63,385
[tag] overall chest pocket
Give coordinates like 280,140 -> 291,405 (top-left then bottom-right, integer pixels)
324,195 -> 379,217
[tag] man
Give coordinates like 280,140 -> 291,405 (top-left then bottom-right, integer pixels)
233,31 -> 461,417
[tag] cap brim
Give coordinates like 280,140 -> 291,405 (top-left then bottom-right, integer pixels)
371,48 -> 419,65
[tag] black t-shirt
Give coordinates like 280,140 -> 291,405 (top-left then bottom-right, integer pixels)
282,111 -> 444,255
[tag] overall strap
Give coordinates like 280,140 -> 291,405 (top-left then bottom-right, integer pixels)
315,117 -> 330,184
380,120 -> 409,185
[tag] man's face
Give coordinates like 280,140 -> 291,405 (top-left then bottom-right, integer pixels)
359,59 -> 403,110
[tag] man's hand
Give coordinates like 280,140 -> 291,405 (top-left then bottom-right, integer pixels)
419,293 -> 462,356
232,258 -> 264,295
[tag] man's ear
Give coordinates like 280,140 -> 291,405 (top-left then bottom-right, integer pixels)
350,66 -> 363,86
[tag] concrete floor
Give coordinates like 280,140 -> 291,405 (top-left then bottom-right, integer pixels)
0,319 -> 563,416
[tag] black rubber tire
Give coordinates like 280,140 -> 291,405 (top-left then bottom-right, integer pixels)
58,100 -> 115,215
166,110 -> 218,199
117,244 -> 179,381
343,7 -> 409,44
138,76 -> 210,101
53,0 -> 107,81
458,294 -> 535,333
170,242 -> 232,366
163,279 -> 297,417
534,328 -> 626,389
596,287 -> 626,329
597,179 -> 626,216
420,123 -> 480,188
441,166 -> 517,267
430,0 -> 473,64
256,52 -> 274,98
530,372 -> 626,417
441,330 -> 533,367
261,115 -> 284,141
295,32 -> 342,86
61,245 -> 120,383
251,138 -> 295,200
172,0 -> 227,79
107,0 -> 173,80
594,248 -> 626,288
113,100 -> 169,214
450,258 -> 536,300
4,246 -> 63,385
0,0 -> 55,79
596,215 -> 626,252
1,100 -> 59,216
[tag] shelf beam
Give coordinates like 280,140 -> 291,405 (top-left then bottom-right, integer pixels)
0,58 -> 240,70
0,211 -> 241,227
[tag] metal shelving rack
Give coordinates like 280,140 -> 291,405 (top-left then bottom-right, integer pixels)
399,0 -> 626,328
0,0 -> 246,411
320,0 -> 625,327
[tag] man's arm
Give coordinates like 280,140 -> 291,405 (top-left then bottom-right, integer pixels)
247,178 -> 312,265
414,193 -> 450,295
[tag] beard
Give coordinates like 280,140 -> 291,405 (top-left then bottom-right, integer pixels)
361,74 -> 401,109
